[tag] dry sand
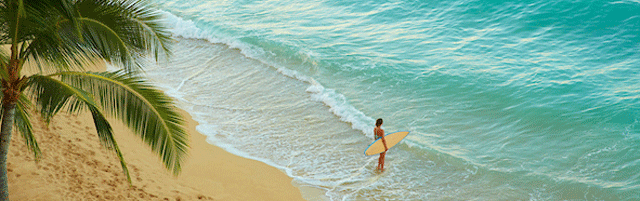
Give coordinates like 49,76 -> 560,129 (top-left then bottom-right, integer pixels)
7,61 -> 305,200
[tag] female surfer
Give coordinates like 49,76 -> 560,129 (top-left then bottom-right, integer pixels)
374,118 -> 388,172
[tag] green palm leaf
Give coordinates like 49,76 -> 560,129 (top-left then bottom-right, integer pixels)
13,94 -> 39,159
53,71 -> 188,176
24,74 -> 132,182
75,0 -> 172,60
0,49 -> 8,80
86,105 -> 131,183
22,0 -> 171,73
14,0 -> 95,72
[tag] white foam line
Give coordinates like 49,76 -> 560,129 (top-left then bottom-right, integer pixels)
176,65 -> 209,91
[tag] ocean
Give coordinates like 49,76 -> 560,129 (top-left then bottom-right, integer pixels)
138,0 -> 640,200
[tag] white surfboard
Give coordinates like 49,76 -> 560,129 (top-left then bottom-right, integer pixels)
364,131 -> 410,156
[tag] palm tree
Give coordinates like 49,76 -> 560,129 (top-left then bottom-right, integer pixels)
0,0 -> 188,199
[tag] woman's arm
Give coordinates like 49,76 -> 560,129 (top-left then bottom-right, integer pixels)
381,130 -> 388,151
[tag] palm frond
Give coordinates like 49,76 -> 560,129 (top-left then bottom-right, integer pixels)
53,71 -> 187,176
23,25 -> 96,73
87,105 -> 131,183
75,0 -> 172,61
25,75 -> 93,121
14,93 -> 40,159
75,17 -> 131,68
18,0 -> 171,73
14,0 -> 91,73
24,74 -> 132,182
0,49 -> 9,80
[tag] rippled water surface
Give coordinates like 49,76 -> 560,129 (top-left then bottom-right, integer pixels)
143,0 -> 640,200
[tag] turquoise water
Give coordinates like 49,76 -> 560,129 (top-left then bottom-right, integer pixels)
142,0 -> 640,200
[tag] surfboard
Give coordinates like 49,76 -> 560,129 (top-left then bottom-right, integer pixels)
364,131 -> 410,156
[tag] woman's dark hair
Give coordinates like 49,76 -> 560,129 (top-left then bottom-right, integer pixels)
376,118 -> 383,127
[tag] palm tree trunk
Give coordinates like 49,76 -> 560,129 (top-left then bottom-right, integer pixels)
0,102 -> 16,200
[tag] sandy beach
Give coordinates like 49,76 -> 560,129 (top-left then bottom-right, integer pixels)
6,61 -> 305,200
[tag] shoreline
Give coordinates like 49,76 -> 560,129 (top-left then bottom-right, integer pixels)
179,105 -> 332,201
7,61 -> 307,200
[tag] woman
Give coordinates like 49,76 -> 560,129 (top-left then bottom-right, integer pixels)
374,118 -> 388,172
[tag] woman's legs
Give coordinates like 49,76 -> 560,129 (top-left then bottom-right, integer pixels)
380,152 -> 386,171
377,152 -> 386,171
